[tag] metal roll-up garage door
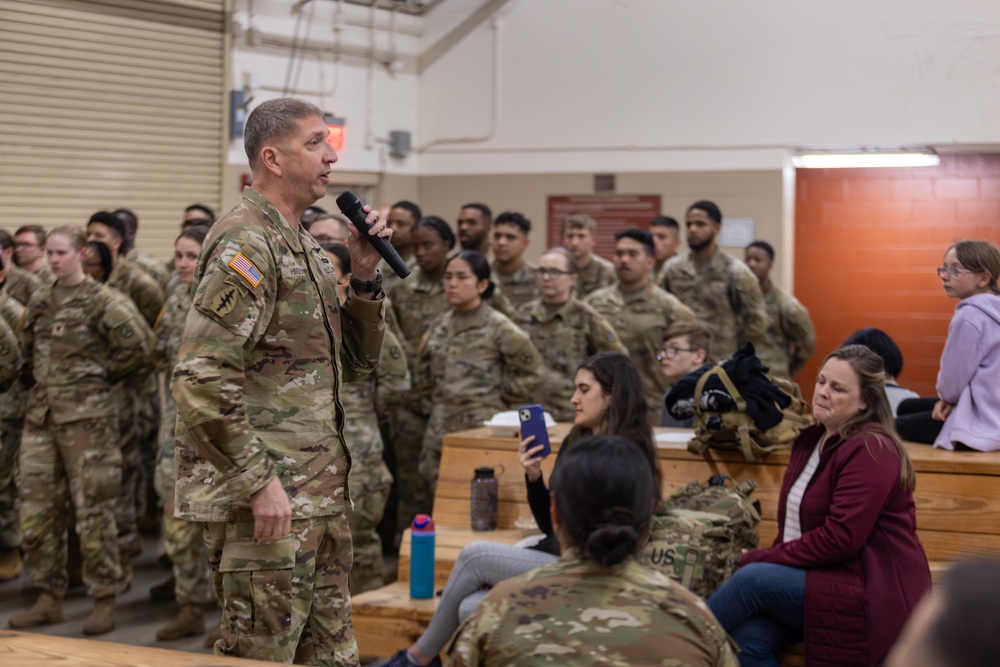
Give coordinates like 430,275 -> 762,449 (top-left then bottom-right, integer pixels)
0,0 -> 226,259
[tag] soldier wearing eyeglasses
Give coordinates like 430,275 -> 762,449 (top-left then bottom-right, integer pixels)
512,248 -> 625,422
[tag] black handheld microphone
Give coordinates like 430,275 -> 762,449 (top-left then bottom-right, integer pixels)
336,191 -> 411,279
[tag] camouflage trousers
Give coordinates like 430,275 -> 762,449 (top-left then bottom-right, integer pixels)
19,416 -> 123,598
115,414 -> 140,557
346,460 -> 392,594
155,395 -> 210,604
204,514 -> 358,667
155,452 -> 210,604
135,372 -> 161,522
392,408 -> 433,541
0,419 -> 24,550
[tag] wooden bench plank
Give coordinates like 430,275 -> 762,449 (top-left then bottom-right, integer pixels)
353,582 -> 437,658
0,629 -> 276,667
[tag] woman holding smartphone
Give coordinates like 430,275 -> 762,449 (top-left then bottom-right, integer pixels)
386,351 -> 659,667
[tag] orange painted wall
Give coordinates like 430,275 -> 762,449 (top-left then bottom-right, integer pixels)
794,155 -> 1000,400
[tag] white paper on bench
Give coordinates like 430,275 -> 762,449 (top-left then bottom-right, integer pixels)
655,431 -> 695,449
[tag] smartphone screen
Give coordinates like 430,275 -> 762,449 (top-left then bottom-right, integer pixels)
519,404 -> 551,458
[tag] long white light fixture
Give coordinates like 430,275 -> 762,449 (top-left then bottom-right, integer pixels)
793,151 -> 940,169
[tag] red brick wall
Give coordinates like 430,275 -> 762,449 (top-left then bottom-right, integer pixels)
794,154 -> 1000,399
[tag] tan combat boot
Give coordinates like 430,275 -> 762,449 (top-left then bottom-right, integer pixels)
149,575 -> 176,602
8,591 -> 65,628
203,619 -> 223,649
156,603 -> 205,640
82,596 -> 116,635
0,549 -> 23,581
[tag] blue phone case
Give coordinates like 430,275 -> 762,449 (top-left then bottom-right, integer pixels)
518,404 -> 551,457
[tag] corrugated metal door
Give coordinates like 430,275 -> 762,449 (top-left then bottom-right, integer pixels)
0,0 -> 226,258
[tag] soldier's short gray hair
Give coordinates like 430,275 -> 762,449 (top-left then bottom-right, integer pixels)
244,98 -> 324,170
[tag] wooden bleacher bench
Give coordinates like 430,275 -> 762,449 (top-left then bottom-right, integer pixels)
353,424 -> 1000,662
0,629 -> 276,667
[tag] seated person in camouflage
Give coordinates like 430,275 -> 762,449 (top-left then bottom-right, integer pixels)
448,433 -> 737,667
744,240 -> 815,379
512,247 -> 626,421
490,212 -> 538,309
172,98 -> 391,666
659,322 -> 714,428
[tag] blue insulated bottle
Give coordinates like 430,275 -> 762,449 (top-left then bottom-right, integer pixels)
410,514 -> 435,599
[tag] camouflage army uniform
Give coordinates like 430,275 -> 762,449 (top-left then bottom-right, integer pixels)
661,250 -> 769,359
448,549 -> 738,667
586,284 -> 697,425
172,187 -> 384,666
386,268 -> 449,529
491,261 -> 539,310
34,264 -> 54,284
0,311 -> 20,389
107,259 -> 166,552
1,264 -> 44,308
342,328 -> 410,594
19,276 -> 153,599
416,303 -> 543,487
0,292 -> 27,553
126,247 -> 169,290
379,254 -> 413,298
153,286 -> 210,606
511,297 -> 627,422
574,254 -> 617,298
755,285 -> 816,379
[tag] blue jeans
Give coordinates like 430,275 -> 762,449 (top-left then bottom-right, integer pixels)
707,563 -> 806,667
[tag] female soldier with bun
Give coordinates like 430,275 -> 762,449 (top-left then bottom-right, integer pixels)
449,433 -> 737,667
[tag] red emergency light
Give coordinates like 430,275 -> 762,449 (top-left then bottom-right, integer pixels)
324,114 -> 346,151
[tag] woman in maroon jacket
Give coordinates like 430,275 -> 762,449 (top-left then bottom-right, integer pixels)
707,344 -> 931,667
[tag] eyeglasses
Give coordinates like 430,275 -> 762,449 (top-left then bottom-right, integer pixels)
936,266 -> 978,279
536,268 -> 574,278
13,242 -> 38,249
656,346 -> 697,361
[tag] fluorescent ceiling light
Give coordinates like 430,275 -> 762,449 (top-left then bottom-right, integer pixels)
793,152 -> 940,169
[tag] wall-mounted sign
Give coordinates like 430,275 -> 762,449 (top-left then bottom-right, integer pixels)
547,195 -> 661,260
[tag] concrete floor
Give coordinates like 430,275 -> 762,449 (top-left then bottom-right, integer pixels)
0,535 -> 216,655
0,534 -> 397,664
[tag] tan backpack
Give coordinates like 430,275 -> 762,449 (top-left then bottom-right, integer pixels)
687,363 -> 813,462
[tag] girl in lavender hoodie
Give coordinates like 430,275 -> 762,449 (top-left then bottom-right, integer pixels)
932,239 -> 1000,451
896,240 -> 1000,449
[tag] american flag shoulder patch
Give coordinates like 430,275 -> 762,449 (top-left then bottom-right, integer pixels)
229,252 -> 263,288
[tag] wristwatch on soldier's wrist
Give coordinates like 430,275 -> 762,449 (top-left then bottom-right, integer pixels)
349,269 -> 382,295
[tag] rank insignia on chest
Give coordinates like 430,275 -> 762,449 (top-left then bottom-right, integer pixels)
229,253 -> 263,288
